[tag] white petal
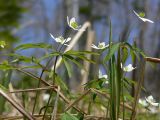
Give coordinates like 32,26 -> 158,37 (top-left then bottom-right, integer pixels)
0,45 -> 4,48
55,38 -> 62,43
67,16 -> 70,26
133,10 -> 154,23
102,75 -> 108,79
123,64 -> 135,72
145,95 -> 159,107
65,37 -> 71,43
91,44 -> 100,49
70,17 -> 76,25
50,33 -> 55,40
139,99 -> 148,107
140,17 -> 154,23
133,10 -> 140,17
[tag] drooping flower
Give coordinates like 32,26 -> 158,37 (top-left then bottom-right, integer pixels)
50,33 -> 71,46
67,16 -> 82,31
133,10 -> 154,23
121,63 -> 136,72
145,95 -> 159,107
91,42 -> 109,50
0,41 -> 6,48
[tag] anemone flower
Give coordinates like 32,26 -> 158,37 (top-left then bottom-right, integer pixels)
50,33 -> 71,46
67,16 -> 83,31
121,63 -> 136,72
91,42 -> 109,50
133,10 -> 154,23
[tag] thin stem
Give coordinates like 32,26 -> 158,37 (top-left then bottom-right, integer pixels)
51,86 -> 60,120
32,69 -> 45,115
32,39 -> 61,115
42,56 -> 59,120
42,39 -> 68,119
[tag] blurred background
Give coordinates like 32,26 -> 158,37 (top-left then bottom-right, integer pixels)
0,0 -> 160,114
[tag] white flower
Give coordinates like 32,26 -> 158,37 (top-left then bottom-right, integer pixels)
91,42 -> 109,49
67,16 -> 83,31
43,94 -> 50,101
50,33 -> 71,46
121,63 -> 135,72
0,41 -> 6,48
139,98 -> 148,107
133,10 -> 154,23
145,95 -> 159,107
99,70 -> 108,84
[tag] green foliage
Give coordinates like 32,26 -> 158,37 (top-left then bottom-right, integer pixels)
0,10 -> 149,119
0,0 -> 26,43
61,112 -> 78,120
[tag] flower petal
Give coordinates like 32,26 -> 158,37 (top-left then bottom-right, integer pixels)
133,10 -> 154,23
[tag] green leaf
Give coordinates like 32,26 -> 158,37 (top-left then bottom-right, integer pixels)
103,43 -> 120,62
62,57 -> 73,78
6,53 -> 32,63
65,50 -> 99,56
121,46 -> 128,64
0,64 -> 15,70
61,112 -> 79,120
63,54 -> 86,71
14,43 -> 52,51
37,52 -> 60,62
55,74 -> 69,92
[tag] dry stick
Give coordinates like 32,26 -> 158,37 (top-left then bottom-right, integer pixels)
0,89 -> 35,120
16,69 -> 55,87
64,89 -> 91,112
130,59 -> 146,120
9,86 -> 55,93
145,57 -> 160,63
51,22 -> 91,70
51,86 -> 60,120
80,30 -> 95,91
16,69 -> 87,115
0,114 -> 108,120
91,88 -> 133,111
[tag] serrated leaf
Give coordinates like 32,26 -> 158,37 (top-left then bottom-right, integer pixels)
14,43 -> 52,51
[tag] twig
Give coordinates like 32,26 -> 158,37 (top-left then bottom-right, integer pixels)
0,114 -> 109,120
51,86 -> 60,120
0,88 -> 35,120
9,86 -> 55,93
64,89 -> 91,112
80,30 -> 95,91
145,57 -> 160,63
130,58 -> 146,120
17,69 -> 87,115
91,88 -> 133,111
